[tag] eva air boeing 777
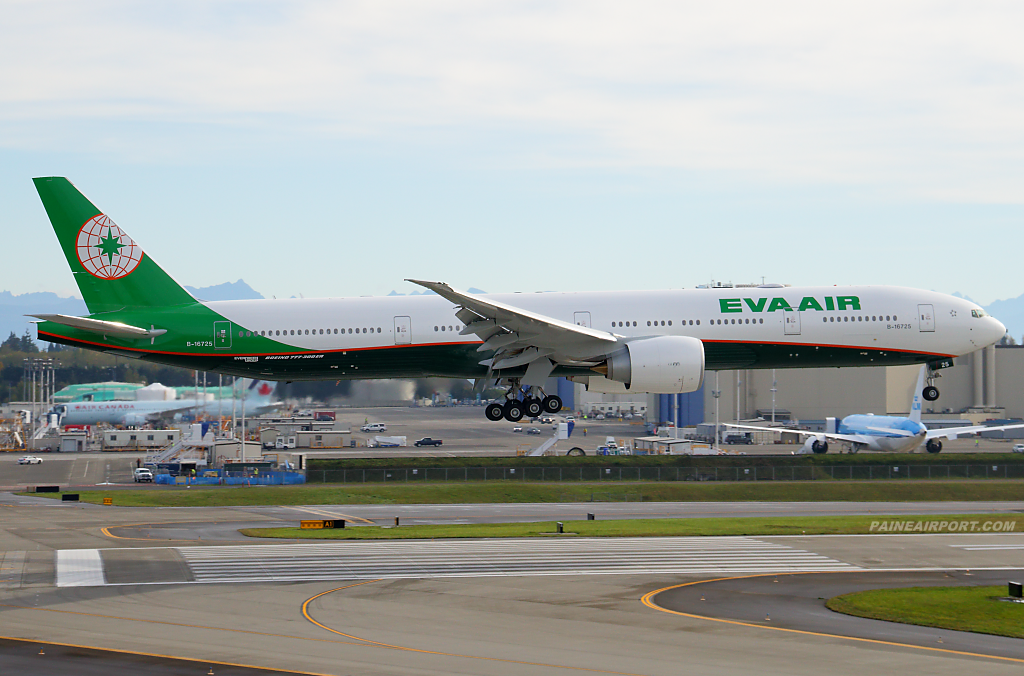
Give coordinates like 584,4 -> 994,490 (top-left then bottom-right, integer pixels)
30,177 -> 1007,423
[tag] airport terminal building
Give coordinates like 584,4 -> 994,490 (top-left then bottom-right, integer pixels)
577,343 -> 1023,427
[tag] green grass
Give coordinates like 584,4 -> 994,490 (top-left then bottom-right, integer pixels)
26,480 -> 1024,508
241,514 -> 1024,540
827,585 -> 1024,639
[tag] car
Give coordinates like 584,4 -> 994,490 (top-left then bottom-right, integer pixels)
133,468 -> 154,483
1013,444 -> 1024,453
512,426 -> 523,433
540,417 -> 555,424
17,456 -> 42,465
595,414 -> 606,420
361,423 -> 387,432
414,437 -> 443,447
526,427 -> 542,435
723,434 -> 753,445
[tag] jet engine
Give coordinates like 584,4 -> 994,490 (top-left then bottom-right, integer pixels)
123,413 -> 150,426
802,436 -> 829,454
594,336 -> 704,394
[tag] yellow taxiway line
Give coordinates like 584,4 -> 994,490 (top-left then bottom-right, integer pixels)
640,572 -> 1024,664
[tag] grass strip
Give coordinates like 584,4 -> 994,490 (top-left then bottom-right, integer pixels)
25,480 -> 1024,507
827,585 -> 1024,639
239,513 -> 1024,540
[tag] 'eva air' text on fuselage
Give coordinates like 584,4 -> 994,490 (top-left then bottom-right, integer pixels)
719,296 -> 861,313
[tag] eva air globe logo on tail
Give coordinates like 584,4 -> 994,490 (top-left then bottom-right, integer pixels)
75,214 -> 143,279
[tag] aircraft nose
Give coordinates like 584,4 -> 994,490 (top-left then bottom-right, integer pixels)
987,316 -> 1007,344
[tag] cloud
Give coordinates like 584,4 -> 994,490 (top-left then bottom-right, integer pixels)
2,1 -> 1024,200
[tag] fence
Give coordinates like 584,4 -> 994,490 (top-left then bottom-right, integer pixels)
307,463 -> 1024,484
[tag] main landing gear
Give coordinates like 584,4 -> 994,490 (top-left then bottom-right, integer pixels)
923,367 -> 941,401
484,380 -> 562,422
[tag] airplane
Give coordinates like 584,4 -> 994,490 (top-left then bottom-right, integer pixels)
725,366 -> 1024,453
51,379 -> 278,426
29,177 -> 1008,424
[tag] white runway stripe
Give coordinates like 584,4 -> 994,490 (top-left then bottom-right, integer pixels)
175,537 -> 859,584
55,549 -> 105,587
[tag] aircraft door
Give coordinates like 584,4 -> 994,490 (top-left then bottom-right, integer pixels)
574,312 -> 592,328
394,316 -> 412,345
918,304 -> 935,332
784,309 -> 801,335
214,321 -> 232,348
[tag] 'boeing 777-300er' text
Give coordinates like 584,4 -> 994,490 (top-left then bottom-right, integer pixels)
30,178 -> 1008,422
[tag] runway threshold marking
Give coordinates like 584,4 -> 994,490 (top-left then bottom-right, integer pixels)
301,583 -> 653,676
639,572 -> 1024,664
0,633 -> 339,676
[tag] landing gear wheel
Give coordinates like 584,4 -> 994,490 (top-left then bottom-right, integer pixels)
503,400 -> 525,422
542,395 -> 563,413
566,447 -> 586,457
485,403 -> 505,422
523,397 -> 543,418
922,386 -> 939,401
925,439 -> 942,453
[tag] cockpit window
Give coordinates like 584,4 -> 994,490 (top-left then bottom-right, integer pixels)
971,309 -> 988,318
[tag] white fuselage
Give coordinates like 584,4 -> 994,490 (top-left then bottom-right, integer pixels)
201,285 -> 1002,367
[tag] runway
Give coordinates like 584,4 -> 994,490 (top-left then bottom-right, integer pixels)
3,494 -> 1024,675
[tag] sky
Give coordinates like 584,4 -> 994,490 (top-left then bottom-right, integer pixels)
2,1 -> 1023,304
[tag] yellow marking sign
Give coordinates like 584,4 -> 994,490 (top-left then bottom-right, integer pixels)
102,497 -> 113,506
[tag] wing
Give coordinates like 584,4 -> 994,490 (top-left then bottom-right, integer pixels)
406,280 -> 620,374
722,423 -> 872,445
926,422 -> 1024,441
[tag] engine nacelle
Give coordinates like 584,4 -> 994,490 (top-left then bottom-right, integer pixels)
802,436 -> 829,454
601,336 -> 705,394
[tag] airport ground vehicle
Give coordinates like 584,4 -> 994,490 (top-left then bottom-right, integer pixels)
361,423 -> 387,432
414,437 -> 443,447
526,427 -> 542,435
723,434 -> 752,445
17,456 -> 43,465
1014,444 -> 1024,453
133,467 -> 154,482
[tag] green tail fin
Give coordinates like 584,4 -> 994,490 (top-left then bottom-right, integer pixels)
33,177 -> 195,314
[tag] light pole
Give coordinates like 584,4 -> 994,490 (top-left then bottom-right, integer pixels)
712,372 -> 721,449
771,370 -> 778,424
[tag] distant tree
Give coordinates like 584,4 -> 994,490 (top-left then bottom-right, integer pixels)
19,330 -> 38,353
0,332 -> 18,352
1000,334 -> 1018,346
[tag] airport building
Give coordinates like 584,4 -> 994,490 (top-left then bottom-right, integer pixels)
576,343 -> 1023,426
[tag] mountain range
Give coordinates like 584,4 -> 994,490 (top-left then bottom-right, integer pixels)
4,284 -> 1023,347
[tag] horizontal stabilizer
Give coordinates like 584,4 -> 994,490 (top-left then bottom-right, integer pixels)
29,314 -> 166,339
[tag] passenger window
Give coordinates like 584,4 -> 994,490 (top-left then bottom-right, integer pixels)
647,321 -> 651,326
696,320 -> 700,325
668,320 -> 672,326
441,326 -> 445,331
893,315 -> 897,321
886,315 -> 891,321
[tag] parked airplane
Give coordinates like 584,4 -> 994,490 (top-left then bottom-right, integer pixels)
52,379 -> 278,426
30,177 -> 1008,423
726,366 -> 1024,453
